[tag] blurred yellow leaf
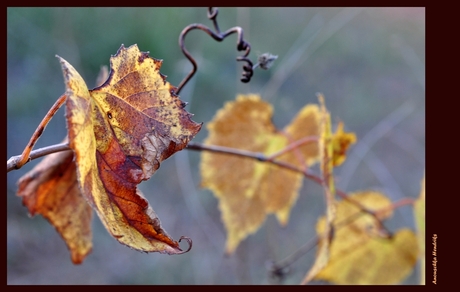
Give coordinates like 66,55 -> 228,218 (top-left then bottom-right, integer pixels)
314,191 -> 418,284
414,174 -> 425,284
283,103 -> 321,168
331,121 -> 357,167
201,94 -> 321,254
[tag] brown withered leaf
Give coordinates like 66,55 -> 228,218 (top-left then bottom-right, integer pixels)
17,146 -> 92,264
58,44 -> 201,255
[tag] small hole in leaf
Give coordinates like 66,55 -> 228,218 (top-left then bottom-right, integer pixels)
107,112 -> 112,119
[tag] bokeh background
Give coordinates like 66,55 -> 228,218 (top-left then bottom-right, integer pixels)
7,7 -> 425,284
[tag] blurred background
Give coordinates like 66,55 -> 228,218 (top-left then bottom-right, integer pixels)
7,8 -> 425,284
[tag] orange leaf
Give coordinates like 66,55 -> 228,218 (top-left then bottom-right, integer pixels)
17,147 -> 92,264
59,44 -> 201,254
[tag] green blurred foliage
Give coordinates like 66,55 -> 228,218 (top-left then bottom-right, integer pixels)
7,7 -> 424,284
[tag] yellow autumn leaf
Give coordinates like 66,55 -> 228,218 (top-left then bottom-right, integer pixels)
201,94 -> 321,254
314,191 -> 418,284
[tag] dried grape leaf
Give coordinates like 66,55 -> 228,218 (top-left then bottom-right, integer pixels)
59,44 -> 201,254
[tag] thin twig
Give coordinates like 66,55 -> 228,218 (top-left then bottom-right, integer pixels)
186,141 -> 322,183
267,135 -> 318,161
7,142 -> 71,173
267,234 -> 319,281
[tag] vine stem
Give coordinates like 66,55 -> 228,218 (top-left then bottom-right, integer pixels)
7,139 -> 398,222
186,141 -> 321,181
267,135 -> 318,161
7,142 -> 71,172
8,139 -> 404,227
